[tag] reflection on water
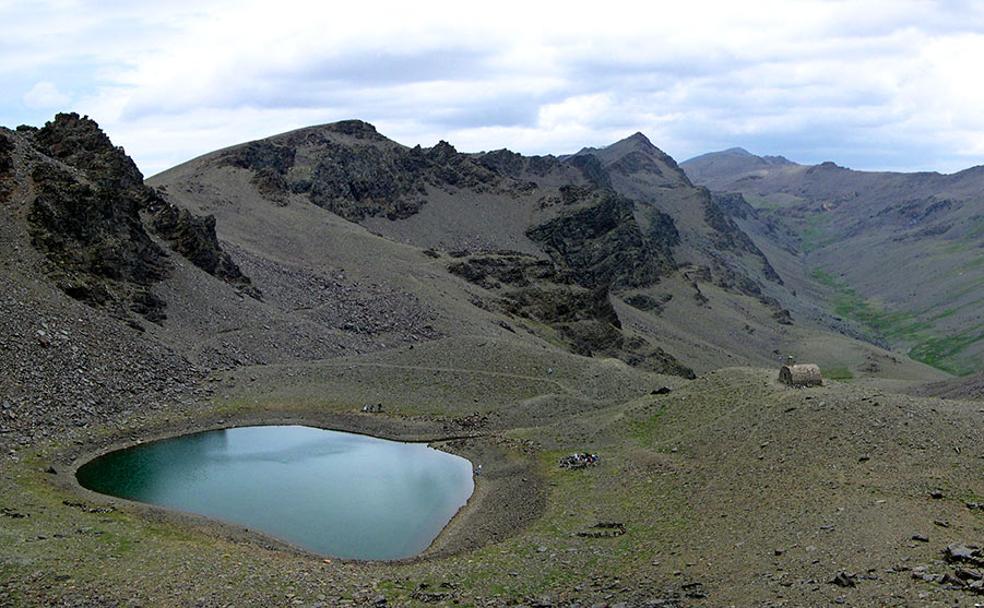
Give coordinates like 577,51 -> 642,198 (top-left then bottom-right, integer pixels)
76,426 -> 474,560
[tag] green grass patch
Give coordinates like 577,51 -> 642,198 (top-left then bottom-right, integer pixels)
628,405 -> 667,445
798,213 -> 838,253
808,269 -> 927,341
742,193 -> 784,210
809,267 -> 984,375
823,367 -> 854,381
908,328 -> 984,376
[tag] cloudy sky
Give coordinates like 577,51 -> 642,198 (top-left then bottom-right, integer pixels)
3,0 -> 984,175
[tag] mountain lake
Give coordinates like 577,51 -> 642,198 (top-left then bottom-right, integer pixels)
76,425 -> 475,560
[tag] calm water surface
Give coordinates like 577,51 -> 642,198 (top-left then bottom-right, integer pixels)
76,425 -> 474,560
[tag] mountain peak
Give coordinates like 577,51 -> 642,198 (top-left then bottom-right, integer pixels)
721,147 -> 754,156
611,131 -> 656,150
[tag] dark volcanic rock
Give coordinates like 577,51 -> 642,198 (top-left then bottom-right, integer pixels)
21,114 -> 259,319
325,119 -> 387,141
0,132 -> 13,175
226,140 -> 297,175
223,123 -> 505,222
32,113 -> 144,192
448,253 -> 572,289
149,201 -> 261,299
0,132 -> 13,200
566,154 -> 613,189
709,191 -> 754,220
450,252 -> 694,377
704,191 -> 783,285
528,190 -> 678,290
27,162 -> 169,321
224,141 -> 296,205
624,293 -> 673,314
476,148 -> 527,177
476,148 -> 563,179
304,141 -> 429,220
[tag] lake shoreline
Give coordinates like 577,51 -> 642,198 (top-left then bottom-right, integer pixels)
51,406 -> 547,564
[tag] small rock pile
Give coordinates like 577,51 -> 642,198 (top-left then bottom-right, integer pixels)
911,543 -> 983,595
559,453 -> 600,469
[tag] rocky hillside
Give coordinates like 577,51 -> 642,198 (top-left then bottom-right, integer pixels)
0,116 -> 945,449
152,119 -> 930,380
5,114 -> 258,324
2,115 -> 966,608
682,148 -> 984,375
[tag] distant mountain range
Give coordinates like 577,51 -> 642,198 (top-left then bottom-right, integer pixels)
682,147 -> 984,376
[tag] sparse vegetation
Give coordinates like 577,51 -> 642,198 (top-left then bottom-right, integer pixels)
797,213 -> 838,253
823,366 -> 854,381
810,268 -> 981,374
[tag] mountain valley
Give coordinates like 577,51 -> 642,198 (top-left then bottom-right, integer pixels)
0,115 -> 982,607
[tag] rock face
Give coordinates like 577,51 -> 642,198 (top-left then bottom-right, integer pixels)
27,161 -> 170,321
14,113 -> 258,321
0,132 -> 14,200
449,251 -> 695,377
527,189 -> 678,290
149,200 -> 261,299
31,112 -> 145,192
221,122 -> 503,221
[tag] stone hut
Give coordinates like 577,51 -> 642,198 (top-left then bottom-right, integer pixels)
779,363 -> 822,387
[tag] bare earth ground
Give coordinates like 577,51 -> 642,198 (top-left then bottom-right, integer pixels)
2,341 -> 983,607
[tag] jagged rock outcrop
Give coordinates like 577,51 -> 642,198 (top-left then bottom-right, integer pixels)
29,113 -> 145,192
475,149 -> 561,179
27,162 -> 170,321
18,113 -> 259,320
566,154 -> 613,190
703,190 -> 784,285
449,251 -> 694,377
149,201 -> 262,299
527,189 -> 678,290
225,141 -> 296,205
0,132 -> 13,200
221,121 -> 504,221
623,293 -> 673,314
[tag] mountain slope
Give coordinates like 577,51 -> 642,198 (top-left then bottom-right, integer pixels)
2,115 -> 971,608
0,117 -> 943,449
682,148 -> 984,375
149,122 -> 935,381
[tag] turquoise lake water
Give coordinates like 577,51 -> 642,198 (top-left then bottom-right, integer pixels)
76,425 -> 474,560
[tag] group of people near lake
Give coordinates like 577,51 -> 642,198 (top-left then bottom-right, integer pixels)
559,452 -> 600,469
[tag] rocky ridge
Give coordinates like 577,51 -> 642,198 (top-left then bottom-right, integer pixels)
8,114 -> 259,323
209,122 -> 801,376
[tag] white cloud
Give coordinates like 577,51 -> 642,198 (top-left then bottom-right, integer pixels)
4,0 -> 984,174
22,81 -> 71,109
